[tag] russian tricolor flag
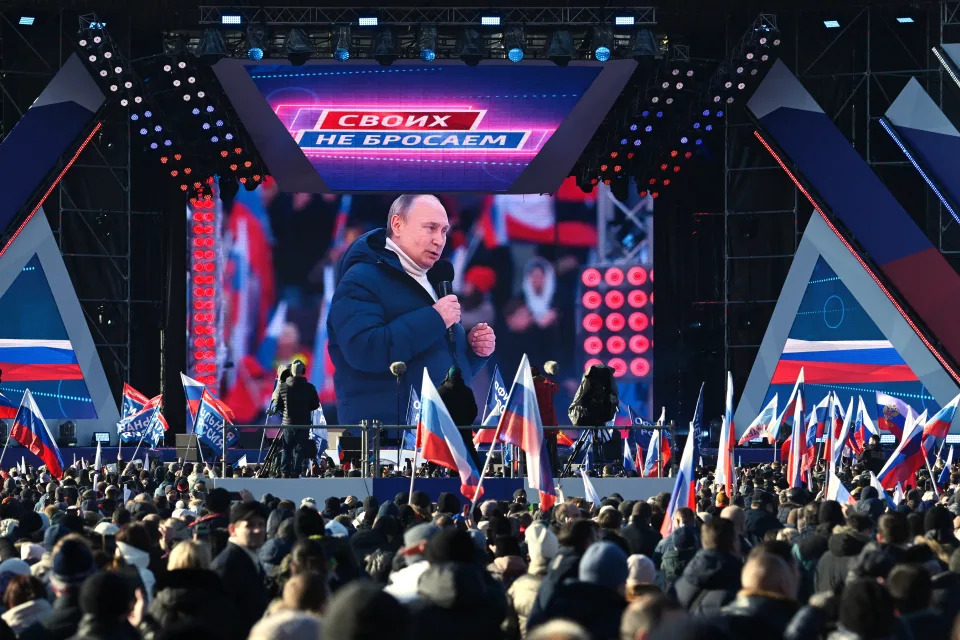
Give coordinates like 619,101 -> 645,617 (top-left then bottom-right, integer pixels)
851,395 -> 880,454
715,372 -> 735,498
496,354 -> 556,510
923,392 -> 959,441
181,372 -> 206,423
786,381 -> 806,489
876,391 -> 909,440
829,397 -> 855,473
622,439 -> 637,474
661,383 -> 703,537
877,408 -> 927,489
416,368 -> 483,501
10,389 -> 63,480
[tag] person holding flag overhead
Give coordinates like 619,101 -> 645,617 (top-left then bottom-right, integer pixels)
10,390 -> 63,480
661,384 -> 703,537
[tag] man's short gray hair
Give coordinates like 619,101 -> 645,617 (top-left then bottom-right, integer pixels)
386,194 -> 442,236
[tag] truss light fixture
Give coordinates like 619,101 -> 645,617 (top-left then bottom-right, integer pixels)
196,29 -> 229,61
593,25 -> 614,62
18,16 -> 35,26
417,24 -> 438,61
547,30 -> 575,66
247,24 -> 266,61
221,14 -> 242,25
503,25 -> 526,63
896,16 -> 914,23
480,15 -> 501,27
614,15 -> 635,27
371,28 -> 398,66
628,28 -> 658,59
358,16 -> 378,27
284,28 -> 314,65
823,20 -> 840,28
456,28 -> 483,66
333,25 -> 352,62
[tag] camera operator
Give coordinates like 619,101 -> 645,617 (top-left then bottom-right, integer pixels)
274,360 -> 319,477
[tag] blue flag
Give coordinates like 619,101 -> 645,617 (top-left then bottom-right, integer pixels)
309,407 -> 329,457
481,366 -> 508,426
193,390 -> 239,451
623,439 -> 637,473
403,386 -> 420,451
939,445 -> 954,488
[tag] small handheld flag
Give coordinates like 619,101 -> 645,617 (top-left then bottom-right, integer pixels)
715,371 -> 735,497
938,445 -> 954,489
580,467 -> 600,505
738,394 -> 778,445
622,439 -> 637,474
404,386 -> 420,452
193,390 -> 239,451
661,383 -> 703,537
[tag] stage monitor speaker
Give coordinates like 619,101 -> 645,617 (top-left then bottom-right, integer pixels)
175,434 -> 200,461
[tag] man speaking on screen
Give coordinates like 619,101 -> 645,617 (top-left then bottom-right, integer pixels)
328,194 -> 495,427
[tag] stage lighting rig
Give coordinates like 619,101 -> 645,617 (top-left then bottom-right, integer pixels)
196,29 -> 229,62
333,25 -> 352,61
417,24 -> 438,61
284,28 -> 315,66
592,25 -> 614,62
246,24 -> 266,60
370,28 -> 398,66
502,25 -> 526,63
547,30 -> 575,66
456,28 -> 483,66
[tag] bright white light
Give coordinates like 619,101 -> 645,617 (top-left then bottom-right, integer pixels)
481,16 -> 501,26
824,20 -> 840,28
19,16 -> 35,26
897,17 -> 914,23
614,16 -> 635,26
221,15 -> 242,25
358,17 -> 378,27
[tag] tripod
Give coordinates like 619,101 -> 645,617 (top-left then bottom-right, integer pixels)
561,430 -> 595,478
256,429 -> 284,478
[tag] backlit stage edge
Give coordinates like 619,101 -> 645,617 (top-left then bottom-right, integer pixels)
212,58 -> 638,194
214,476 -> 677,507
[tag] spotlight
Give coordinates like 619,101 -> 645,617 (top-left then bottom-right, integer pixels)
358,16 -> 378,27
896,16 -> 914,23
196,29 -> 229,61
592,25 -> 613,62
628,28 -> 658,59
333,25 -> 352,61
417,24 -> 437,61
547,30 -> 575,66
503,25 -> 525,63
823,20 -> 840,28
19,16 -> 34,26
614,15 -> 635,27
480,15 -> 501,27
247,24 -> 266,61
370,28 -> 397,66
221,14 -> 242,25
456,28 -> 483,66
284,28 -> 314,66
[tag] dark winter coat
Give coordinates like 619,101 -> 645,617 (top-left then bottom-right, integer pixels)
620,521 -> 661,558
671,549 -> 742,614
527,550 -> 581,625
410,562 -> 508,640
276,375 -> 319,435
660,526 -> 700,589
716,592 -> 799,640
528,579 -> 626,640
814,527 -> 870,593
743,508 -> 783,545
146,568 -> 243,640
67,616 -> 140,640
327,228 -> 488,425
43,593 -> 83,640
209,542 -> 268,637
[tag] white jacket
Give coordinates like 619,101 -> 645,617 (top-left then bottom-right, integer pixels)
116,541 -> 156,601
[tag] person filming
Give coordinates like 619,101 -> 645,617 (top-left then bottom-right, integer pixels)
275,359 -> 319,477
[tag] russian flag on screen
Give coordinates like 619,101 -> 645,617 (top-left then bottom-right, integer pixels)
497,354 -> 556,510
0,392 -> 16,420
417,368 -> 483,501
773,339 -> 917,385
10,389 -> 63,480
661,383 -> 703,537
0,339 -> 83,382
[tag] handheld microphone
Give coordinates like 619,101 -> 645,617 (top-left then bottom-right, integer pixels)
428,259 -> 458,345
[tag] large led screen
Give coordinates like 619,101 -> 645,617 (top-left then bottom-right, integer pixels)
214,59 -> 636,194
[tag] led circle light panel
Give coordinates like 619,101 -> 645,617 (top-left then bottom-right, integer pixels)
575,264 -> 653,381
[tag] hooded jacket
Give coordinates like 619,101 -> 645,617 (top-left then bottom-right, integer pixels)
718,592 -> 799,640
327,228 -> 488,425
2,598 -> 52,635
411,562 -> 508,640
145,568 -> 243,640
115,541 -> 156,602
671,549 -> 742,614
814,526 -> 870,593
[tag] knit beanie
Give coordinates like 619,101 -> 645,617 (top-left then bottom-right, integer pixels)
578,541 -> 628,590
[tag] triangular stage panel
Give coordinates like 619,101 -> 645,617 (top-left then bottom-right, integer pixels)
0,209 -> 118,438
733,212 -> 959,437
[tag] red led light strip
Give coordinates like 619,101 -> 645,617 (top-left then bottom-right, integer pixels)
753,129 -> 960,384
188,191 -> 219,386
0,122 -> 103,262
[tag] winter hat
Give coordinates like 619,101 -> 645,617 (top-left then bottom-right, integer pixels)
17,511 -> 42,538
325,520 -> 349,538
324,581 -> 412,640
425,528 -> 476,564
480,500 -> 499,519
436,492 -> 460,515
838,578 -> 895,638
403,523 -> 440,555
0,519 -> 19,541
0,558 -> 29,580
627,554 -> 656,586
230,500 -> 268,525
50,538 -> 95,588
819,500 -> 844,528
20,542 -> 44,564
525,522 -> 559,570
94,522 -> 119,536
43,524 -> 70,551
79,571 -> 136,618
466,529 -> 487,552
300,498 -> 319,511
377,501 -> 400,520
295,508 -> 325,539
362,496 -> 379,515
924,505 -> 951,534
578,541 -> 628,590
410,491 -> 430,511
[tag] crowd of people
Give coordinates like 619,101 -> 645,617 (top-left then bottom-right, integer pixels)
0,451 -> 953,640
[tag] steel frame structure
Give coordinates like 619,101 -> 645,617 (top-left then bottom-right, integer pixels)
719,3 -> 947,387
197,6 -> 656,27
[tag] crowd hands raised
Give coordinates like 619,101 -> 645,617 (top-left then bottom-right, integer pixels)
0,453 -> 953,640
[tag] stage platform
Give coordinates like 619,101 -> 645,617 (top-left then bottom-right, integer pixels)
213,477 -> 677,506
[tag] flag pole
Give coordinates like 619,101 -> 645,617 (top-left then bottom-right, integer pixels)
925,454 -> 940,498
124,426 -> 149,476
471,424 -> 502,514
0,428 -> 13,471
407,425 -> 419,503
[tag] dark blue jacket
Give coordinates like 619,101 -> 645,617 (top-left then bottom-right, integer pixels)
328,228 -> 488,425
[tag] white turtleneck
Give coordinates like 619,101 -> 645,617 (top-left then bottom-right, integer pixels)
385,236 -> 438,302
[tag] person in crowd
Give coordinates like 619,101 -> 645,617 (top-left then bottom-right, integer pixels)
2,575 -> 51,637
671,517 -> 742,614
743,491 -> 782,545
715,547 -> 799,640
621,501 -> 662,558
528,519 -> 597,622
505,522 -> 559,638
209,499 -> 269,636
70,571 -> 143,640
43,537 -> 96,640
814,512 -> 873,593
620,593 -> 684,640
